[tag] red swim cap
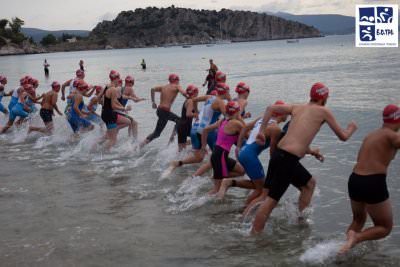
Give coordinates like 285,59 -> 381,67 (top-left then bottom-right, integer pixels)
24,75 -> 33,84
215,71 -> 226,83
215,82 -> 229,95
125,75 -> 134,84
76,69 -> 85,78
32,79 -> 39,87
51,81 -> 61,92
168,73 -> 180,84
94,85 -> 103,94
310,82 -> 329,101
383,104 -> 400,124
109,70 -> 120,81
76,80 -> 89,92
210,90 -> 217,96
235,82 -> 250,94
117,79 -> 123,86
225,101 -> 240,115
186,84 -> 198,97
272,100 -> 285,116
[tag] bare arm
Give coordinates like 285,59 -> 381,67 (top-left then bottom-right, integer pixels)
268,126 -> 282,157
73,95 -> 86,117
82,86 -> 95,97
52,93 -> 62,116
111,89 -> 126,112
192,95 -> 210,104
237,117 -> 261,150
324,109 -> 357,141
61,79 -> 72,100
391,132 -> 400,149
185,99 -> 196,118
177,85 -> 188,98
151,86 -> 162,108
201,119 -> 222,151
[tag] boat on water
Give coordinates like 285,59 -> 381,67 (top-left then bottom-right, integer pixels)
286,39 -> 300,44
182,45 -> 192,48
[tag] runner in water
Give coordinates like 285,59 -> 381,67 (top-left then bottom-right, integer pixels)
203,69 -> 216,95
203,101 -> 245,195
66,80 -> 94,135
176,84 -> 198,151
8,76 -> 26,112
100,70 -> 131,150
28,81 -> 62,135
85,85 -> 104,127
141,74 -> 187,147
166,82 -> 230,175
251,82 -> 358,234
0,75 -> 11,115
0,83 -> 31,134
234,82 -> 251,119
339,104 -> 400,254
43,59 -> 50,77
79,60 -> 85,71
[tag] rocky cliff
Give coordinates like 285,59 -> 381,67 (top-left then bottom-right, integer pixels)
0,39 -> 46,56
89,6 -> 321,48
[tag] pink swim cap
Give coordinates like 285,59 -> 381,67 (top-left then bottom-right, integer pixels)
225,101 -> 240,115
215,83 -> 229,95
168,73 -> 180,84
235,82 -> 250,94
215,71 -> 226,83
186,84 -> 198,97
109,70 -> 120,81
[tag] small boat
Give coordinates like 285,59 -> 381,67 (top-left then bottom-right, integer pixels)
286,39 -> 299,44
206,44 -> 214,47
182,45 -> 192,48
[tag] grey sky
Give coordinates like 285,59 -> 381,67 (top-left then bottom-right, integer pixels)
0,0 -> 398,30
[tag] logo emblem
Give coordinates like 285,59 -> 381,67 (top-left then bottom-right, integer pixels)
356,5 -> 398,47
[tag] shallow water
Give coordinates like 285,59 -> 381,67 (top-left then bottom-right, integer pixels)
0,35 -> 400,266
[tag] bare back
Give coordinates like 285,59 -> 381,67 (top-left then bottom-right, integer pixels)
159,84 -> 180,109
354,128 -> 398,175
279,104 -> 326,157
41,90 -> 57,110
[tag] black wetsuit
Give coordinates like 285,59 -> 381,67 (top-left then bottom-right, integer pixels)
146,107 -> 180,142
101,87 -> 117,129
177,100 -> 193,144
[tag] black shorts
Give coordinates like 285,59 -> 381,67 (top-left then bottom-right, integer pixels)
348,172 -> 389,204
40,108 -> 53,123
264,148 -> 312,201
211,145 -> 236,179
177,119 -> 192,144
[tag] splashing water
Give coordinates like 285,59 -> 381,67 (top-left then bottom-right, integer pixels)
300,239 -> 344,264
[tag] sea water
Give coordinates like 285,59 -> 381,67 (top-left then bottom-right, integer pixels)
0,35 -> 400,266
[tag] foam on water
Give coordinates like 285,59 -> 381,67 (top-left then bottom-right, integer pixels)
300,239 -> 344,264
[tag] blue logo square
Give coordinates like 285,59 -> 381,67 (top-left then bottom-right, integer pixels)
376,7 -> 393,23
360,25 -> 376,41
359,7 -> 375,23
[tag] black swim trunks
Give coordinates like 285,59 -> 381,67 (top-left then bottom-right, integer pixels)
40,108 -> 53,123
146,107 -> 180,141
264,148 -> 312,201
348,172 -> 389,204
211,145 -> 237,179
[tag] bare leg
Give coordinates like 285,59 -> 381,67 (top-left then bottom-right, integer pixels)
28,122 -> 54,135
339,199 -> 392,253
209,179 -> 222,195
131,118 -> 138,139
216,163 -> 246,199
0,120 -> 14,134
245,179 -> 265,205
104,128 -> 118,151
194,161 -> 212,176
170,150 -> 205,170
298,177 -> 316,212
251,196 -> 278,235
242,189 -> 268,218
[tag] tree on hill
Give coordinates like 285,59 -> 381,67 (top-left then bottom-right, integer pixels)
0,17 -> 27,45
10,17 -> 24,34
41,34 -> 58,46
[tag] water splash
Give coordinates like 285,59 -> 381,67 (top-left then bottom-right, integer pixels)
300,239 -> 344,264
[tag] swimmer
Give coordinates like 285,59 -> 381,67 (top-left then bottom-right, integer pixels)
0,75 -> 11,115
165,82 -> 230,177
339,104 -> 400,254
141,74 -> 187,147
234,82 -> 251,119
0,83 -> 32,134
100,70 -> 131,150
251,82 -> 358,234
66,80 -> 94,135
176,84 -> 198,151
85,85 -> 104,126
218,101 -> 288,202
203,101 -> 245,195
28,81 -> 63,135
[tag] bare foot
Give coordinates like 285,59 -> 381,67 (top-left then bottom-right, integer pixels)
217,179 -> 233,199
208,188 -> 218,196
241,201 -> 262,220
338,230 -> 358,254
160,161 -> 179,179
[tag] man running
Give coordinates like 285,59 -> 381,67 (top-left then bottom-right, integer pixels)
0,75 -> 10,115
251,82 -> 358,234
28,81 -> 62,135
339,104 -> 400,253
141,74 -> 187,147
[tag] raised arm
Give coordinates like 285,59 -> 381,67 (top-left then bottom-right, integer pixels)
192,95 -> 210,104
177,85 -> 188,98
61,79 -> 72,101
324,109 -> 357,141
151,86 -> 162,108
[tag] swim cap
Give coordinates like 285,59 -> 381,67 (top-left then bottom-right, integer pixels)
51,81 -> 61,92
210,90 -> 217,96
235,82 -> 250,94
125,75 -> 134,84
94,85 -> 103,94
76,69 -> 85,78
20,77 -> 28,85
109,70 -> 120,81
24,75 -> 33,85
0,75 -> 6,84
215,82 -> 230,95
32,79 -> 39,87
117,79 -> 123,87
168,74 -> 180,84
186,84 -> 198,97
383,104 -> 400,124
23,83 -> 34,93
76,80 -> 89,92
215,71 -> 226,83
310,82 -> 329,101
225,101 -> 240,115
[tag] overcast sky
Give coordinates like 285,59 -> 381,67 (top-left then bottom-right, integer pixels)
0,0 -> 397,30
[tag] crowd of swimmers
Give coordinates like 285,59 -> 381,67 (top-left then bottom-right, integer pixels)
0,62 -> 399,255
